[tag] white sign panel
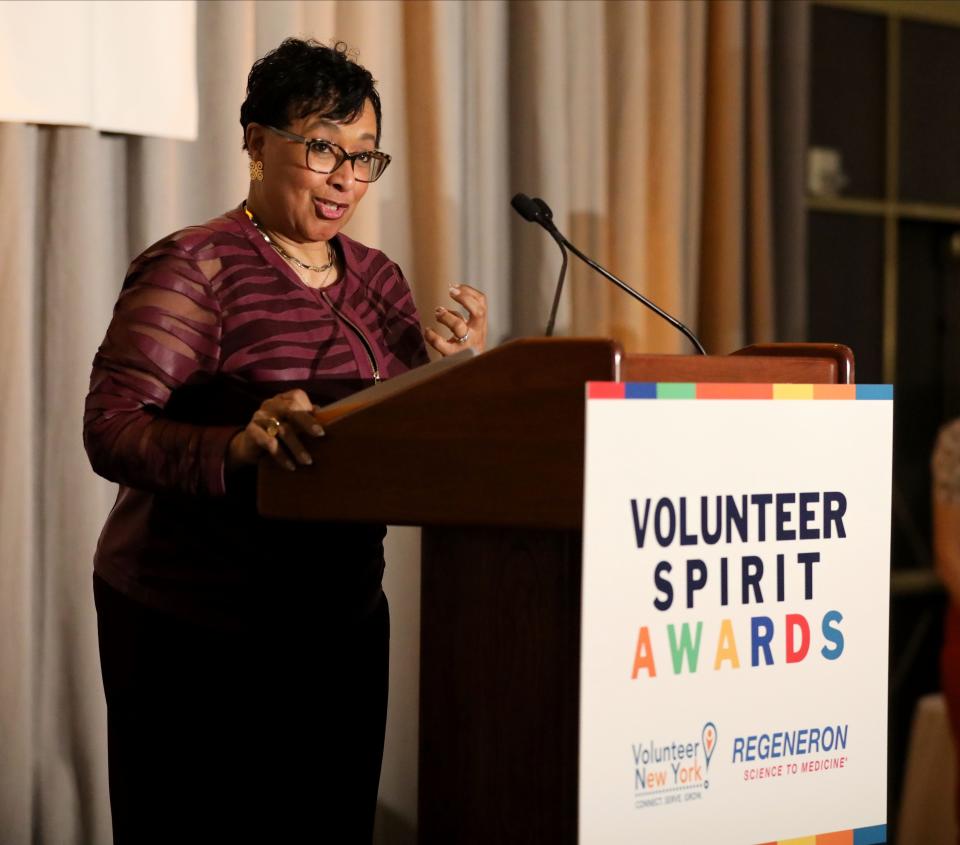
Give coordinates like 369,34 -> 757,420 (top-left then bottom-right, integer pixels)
579,382 -> 892,844
0,0 -> 197,140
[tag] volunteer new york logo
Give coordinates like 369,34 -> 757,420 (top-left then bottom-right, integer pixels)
633,722 -> 717,810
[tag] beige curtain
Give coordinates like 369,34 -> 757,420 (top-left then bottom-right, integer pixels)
506,0 -> 777,353
0,1 -> 799,841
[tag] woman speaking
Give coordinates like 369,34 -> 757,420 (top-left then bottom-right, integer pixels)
84,38 -> 486,843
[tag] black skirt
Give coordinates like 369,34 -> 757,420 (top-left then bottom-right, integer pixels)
94,574 -> 390,844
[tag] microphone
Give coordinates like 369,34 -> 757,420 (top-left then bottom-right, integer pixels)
510,193 -> 546,224
510,193 -> 707,355
511,194 -> 568,337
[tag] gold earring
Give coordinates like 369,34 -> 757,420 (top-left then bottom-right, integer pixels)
249,160 -> 264,182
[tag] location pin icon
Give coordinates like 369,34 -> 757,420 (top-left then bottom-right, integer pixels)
702,722 -> 717,769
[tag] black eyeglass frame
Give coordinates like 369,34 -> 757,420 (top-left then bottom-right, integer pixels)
265,125 -> 392,183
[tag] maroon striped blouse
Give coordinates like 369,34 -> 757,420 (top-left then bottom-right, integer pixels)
84,206 -> 429,628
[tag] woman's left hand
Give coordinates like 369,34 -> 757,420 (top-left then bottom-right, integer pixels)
424,284 -> 487,356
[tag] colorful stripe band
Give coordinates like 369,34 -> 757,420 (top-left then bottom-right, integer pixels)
588,383 -> 892,401
756,824 -> 886,844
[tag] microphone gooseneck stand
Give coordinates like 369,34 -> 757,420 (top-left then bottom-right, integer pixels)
510,193 -> 707,355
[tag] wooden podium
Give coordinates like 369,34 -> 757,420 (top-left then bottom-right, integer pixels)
257,338 -> 854,844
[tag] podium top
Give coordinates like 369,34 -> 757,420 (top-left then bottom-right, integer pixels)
258,338 -> 853,529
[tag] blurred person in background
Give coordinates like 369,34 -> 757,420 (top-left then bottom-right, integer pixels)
932,419 -> 960,841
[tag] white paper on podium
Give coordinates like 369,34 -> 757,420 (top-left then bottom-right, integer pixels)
579,384 -> 892,844
0,0 -> 196,140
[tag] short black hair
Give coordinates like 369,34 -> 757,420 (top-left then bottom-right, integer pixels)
240,39 -> 382,148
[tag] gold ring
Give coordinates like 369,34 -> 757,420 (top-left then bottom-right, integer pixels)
262,416 -> 281,437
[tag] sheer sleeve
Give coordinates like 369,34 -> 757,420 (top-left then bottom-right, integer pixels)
933,419 -> 960,504
83,239 -> 238,496
379,263 -> 430,370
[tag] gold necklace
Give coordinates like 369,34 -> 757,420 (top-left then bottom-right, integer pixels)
243,203 -> 335,273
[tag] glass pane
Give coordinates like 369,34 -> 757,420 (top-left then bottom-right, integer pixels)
810,6 -> 887,198
807,211 -> 884,381
900,20 -> 960,205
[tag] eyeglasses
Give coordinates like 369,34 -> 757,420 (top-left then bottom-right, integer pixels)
265,125 -> 391,183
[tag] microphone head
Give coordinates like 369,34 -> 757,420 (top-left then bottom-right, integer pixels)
532,197 -> 553,220
510,193 -> 542,223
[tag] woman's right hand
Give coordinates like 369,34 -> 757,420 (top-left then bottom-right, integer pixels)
227,389 -> 325,472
